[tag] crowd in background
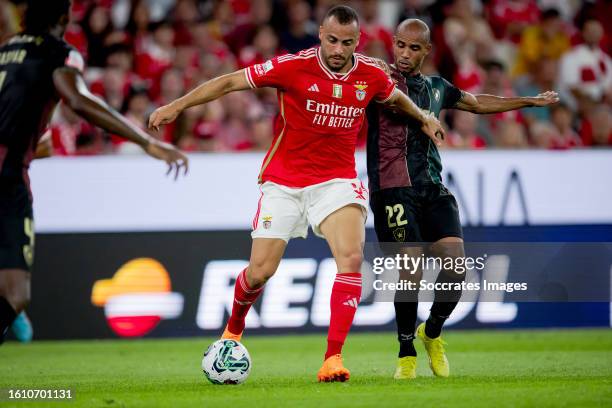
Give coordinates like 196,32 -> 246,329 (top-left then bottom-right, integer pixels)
1,0 -> 611,154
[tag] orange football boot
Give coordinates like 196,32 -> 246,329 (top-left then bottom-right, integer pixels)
221,324 -> 243,342
317,354 -> 350,382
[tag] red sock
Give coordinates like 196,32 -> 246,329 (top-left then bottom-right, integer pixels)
325,272 -> 362,360
227,268 -> 264,335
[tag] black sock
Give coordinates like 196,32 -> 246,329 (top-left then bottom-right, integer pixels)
426,264 -> 465,338
424,312 -> 448,339
0,297 -> 17,345
394,286 -> 419,357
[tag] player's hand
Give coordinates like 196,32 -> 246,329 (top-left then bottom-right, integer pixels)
148,103 -> 181,131
144,140 -> 189,180
372,58 -> 391,76
421,112 -> 445,146
531,91 -> 559,107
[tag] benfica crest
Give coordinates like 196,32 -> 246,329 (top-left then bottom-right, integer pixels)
354,81 -> 368,101
263,216 -> 272,229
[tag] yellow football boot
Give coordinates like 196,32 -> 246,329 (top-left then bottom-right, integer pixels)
393,356 -> 417,380
417,322 -> 449,377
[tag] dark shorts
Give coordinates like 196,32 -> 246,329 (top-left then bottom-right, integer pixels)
370,184 -> 463,243
0,209 -> 34,272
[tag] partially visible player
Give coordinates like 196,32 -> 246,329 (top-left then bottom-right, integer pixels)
0,0 -> 188,345
366,19 -> 558,379
150,6 -> 444,382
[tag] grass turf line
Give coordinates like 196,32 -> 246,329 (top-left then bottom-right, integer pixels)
1,329 -> 611,407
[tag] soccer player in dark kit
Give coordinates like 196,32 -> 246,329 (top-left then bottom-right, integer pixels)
366,19 -> 558,379
0,0 -> 188,344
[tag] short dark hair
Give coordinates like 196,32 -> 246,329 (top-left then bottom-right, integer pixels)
541,8 -> 561,21
323,5 -> 359,26
23,0 -> 71,34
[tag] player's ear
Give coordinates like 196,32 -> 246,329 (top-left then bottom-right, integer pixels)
425,42 -> 432,55
319,26 -> 323,42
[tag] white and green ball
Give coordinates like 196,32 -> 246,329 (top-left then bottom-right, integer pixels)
202,339 -> 252,385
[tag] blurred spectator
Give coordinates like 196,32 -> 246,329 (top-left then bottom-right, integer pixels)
443,0 -> 496,62
172,0 -> 201,46
558,19 -> 612,113
114,85 -> 154,153
125,0 -> 152,54
495,120 -> 529,148
580,104 -> 612,146
135,20 -> 175,91
238,25 -> 280,68
573,0 -> 612,55
206,0 -> 237,43
513,8 -> 570,76
50,104 -> 104,156
514,57 -> 558,124
396,0 -> 434,28
487,0 -> 540,44
529,120 -> 560,148
477,60 -> 523,144
82,3 -> 114,67
224,0 -> 273,54
157,68 -> 186,143
447,110 -> 487,149
356,0 -> 394,60
279,0 -> 318,54
0,0 -> 23,44
1,0 -> 608,153
548,103 -> 581,149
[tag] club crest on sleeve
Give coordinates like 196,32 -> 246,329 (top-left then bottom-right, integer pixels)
263,60 -> 274,73
433,89 -> 440,103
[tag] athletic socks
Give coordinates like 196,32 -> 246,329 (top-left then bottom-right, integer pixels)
394,287 -> 419,357
227,268 -> 264,335
426,265 -> 466,338
424,312 -> 448,339
325,273 -> 361,360
0,296 -> 17,345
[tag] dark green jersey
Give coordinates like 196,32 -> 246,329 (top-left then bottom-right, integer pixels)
366,67 -> 462,191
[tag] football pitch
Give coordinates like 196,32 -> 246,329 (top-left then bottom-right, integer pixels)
1,329 -> 611,408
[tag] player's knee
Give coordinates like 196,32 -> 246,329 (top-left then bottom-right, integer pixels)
246,261 -> 276,287
0,285 -> 29,313
337,249 -> 363,273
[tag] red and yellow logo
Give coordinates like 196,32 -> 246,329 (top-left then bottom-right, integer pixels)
91,258 -> 184,337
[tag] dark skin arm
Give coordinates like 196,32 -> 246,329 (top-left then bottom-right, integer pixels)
52,68 -> 189,179
455,90 -> 559,114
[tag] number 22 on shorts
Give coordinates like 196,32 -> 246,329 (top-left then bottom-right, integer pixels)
385,204 -> 408,228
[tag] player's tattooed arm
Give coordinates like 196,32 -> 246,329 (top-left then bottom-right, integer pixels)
455,90 -> 559,114
52,67 -> 188,179
148,69 -> 251,129
384,88 -> 445,146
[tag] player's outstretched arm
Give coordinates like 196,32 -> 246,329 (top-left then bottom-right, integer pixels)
52,67 -> 188,179
455,90 -> 559,114
384,88 -> 445,146
148,69 -> 251,130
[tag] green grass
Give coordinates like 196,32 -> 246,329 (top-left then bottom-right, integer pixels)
1,329 -> 611,407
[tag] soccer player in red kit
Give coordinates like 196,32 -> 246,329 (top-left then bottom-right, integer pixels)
150,5 -> 444,382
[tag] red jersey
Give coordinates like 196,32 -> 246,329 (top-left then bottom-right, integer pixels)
244,47 -> 395,187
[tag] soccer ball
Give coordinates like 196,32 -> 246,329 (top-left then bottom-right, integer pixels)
202,339 -> 252,385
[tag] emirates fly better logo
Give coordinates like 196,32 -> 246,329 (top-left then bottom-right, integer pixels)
91,258 -> 184,337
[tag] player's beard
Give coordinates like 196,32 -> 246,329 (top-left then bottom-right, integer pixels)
325,54 -> 350,72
